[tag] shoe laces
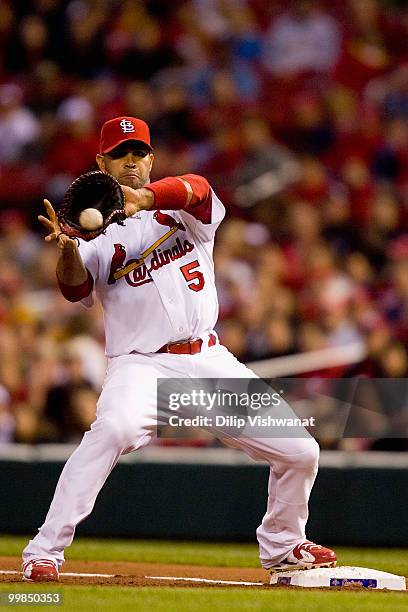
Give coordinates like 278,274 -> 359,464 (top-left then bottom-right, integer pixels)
297,541 -> 321,552
24,559 -> 56,569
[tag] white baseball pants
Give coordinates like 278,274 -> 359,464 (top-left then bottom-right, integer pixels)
23,341 -> 319,569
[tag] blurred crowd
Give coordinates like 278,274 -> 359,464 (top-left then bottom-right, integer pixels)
0,0 -> 407,447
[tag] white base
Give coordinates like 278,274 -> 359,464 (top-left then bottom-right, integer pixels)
269,566 -> 406,591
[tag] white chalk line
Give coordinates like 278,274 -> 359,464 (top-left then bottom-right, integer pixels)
61,572 -> 115,578
146,575 -> 264,586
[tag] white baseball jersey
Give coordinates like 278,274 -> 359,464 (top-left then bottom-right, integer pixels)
78,189 -> 225,356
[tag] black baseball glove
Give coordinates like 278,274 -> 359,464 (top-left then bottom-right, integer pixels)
57,170 -> 127,241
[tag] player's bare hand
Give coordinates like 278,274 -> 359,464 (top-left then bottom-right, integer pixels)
122,186 -> 154,217
38,199 -> 76,250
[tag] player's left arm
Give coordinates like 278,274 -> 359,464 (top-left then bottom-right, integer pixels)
123,174 -> 225,241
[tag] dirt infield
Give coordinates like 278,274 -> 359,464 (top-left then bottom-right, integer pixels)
1,558 -> 407,591
0,557 -> 269,588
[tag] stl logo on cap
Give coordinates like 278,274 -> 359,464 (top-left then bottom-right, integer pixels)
99,116 -> 152,154
120,119 -> 135,134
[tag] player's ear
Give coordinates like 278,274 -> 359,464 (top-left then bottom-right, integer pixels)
96,154 -> 105,172
148,153 -> 154,172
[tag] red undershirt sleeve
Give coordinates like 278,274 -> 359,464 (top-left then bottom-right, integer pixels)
145,174 -> 212,224
57,268 -> 94,303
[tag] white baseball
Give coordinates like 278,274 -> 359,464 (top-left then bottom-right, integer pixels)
79,208 -> 104,231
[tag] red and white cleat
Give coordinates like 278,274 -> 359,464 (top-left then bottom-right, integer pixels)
268,541 -> 337,573
22,559 -> 59,582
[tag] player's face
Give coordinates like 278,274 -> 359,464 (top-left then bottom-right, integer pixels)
96,142 -> 154,189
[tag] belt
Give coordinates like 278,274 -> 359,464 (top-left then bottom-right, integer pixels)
157,333 -> 217,355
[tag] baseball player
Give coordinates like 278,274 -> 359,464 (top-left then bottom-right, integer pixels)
22,116 -> 336,582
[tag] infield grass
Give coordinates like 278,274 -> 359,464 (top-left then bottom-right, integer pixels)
0,537 -> 407,611
0,584 -> 407,612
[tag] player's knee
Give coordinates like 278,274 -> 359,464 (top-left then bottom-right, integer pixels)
97,417 -> 137,449
297,438 -> 320,469
303,438 -> 320,469
283,438 -> 320,470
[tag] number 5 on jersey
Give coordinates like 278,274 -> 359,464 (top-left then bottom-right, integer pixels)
180,260 -> 205,292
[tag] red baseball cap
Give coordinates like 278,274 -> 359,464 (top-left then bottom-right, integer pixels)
99,116 -> 152,154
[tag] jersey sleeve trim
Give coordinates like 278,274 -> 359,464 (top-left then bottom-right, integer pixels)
174,176 -> 193,208
179,174 -> 212,223
57,268 -> 94,302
